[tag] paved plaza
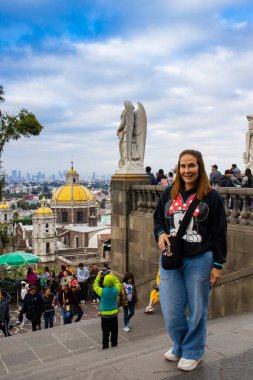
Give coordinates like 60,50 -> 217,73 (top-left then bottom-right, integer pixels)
5,300 -> 100,335
0,306 -> 253,379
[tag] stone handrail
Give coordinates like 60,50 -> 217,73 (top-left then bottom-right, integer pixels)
131,185 -> 253,226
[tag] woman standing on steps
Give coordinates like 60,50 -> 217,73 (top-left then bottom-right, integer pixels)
154,149 -> 227,372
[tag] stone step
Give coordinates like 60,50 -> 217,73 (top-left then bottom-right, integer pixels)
1,309 -> 253,379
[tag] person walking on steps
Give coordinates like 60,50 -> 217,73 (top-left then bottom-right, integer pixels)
122,272 -> 138,332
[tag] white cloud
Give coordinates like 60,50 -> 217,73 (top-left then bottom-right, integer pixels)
1,1 -> 253,178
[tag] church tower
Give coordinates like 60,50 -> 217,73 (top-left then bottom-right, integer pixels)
32,197 -> 57,263
0,197 -> 13,233
51,163 -> 96,224
66,161 -> 79,185
0,198 -> 12,224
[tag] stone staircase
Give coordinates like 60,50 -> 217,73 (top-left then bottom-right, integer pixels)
1,308 -> 253,380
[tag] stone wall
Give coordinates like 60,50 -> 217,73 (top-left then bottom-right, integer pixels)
111,181 -> 253,316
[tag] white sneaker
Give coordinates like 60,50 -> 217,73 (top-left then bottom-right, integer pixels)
177,357 -> 203,371
144,306 -> 154,313
164,349 -> 180,362
92,299 -> 96,303
123,326 -> 130,332
96,299 -> 100,303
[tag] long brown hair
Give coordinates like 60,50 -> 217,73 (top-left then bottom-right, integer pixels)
171,149 -> 212,200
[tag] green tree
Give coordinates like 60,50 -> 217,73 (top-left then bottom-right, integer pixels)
0,224 -> 10,248
0,108 -> 43,157
0,85 -> 43,199
17,200 -> 29,210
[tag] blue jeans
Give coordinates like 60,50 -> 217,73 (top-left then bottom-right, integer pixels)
159,251 -> 212,360
44,310 -> 55,328
123,300 -> 135,326
61,307 -> 72,324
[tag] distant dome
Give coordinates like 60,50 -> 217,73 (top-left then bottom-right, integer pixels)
0,203 -> 9,209
51,184 -> 94,204
0,197 -> 9,209
67,169 -> 78,175
34,207 -> 53,216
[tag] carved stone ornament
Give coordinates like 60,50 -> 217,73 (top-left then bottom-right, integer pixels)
116,100 -> 147,174
243,115 -> 253,171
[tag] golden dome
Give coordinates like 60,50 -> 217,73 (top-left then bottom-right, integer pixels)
52,184 -> 94,203
0,203 -> 9,209
67,169 -> 78,175
34,207 -> 53,216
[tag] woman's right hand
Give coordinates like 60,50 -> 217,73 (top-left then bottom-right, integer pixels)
158,233 -> 171,252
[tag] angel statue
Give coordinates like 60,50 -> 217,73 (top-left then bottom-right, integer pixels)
243,115 -> 253,169
117,100 -> 147,170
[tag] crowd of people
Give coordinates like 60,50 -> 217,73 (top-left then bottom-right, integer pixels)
0,263 -> 140,347
17,263 -> 99,332
146,163 -> 253,190
209,163 -> 252,188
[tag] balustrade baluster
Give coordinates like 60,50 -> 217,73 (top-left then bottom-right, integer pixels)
230,195 -> 240,224
239,195 -> 250,225
136,190 -> 142,211
131,190 -> 136,211
153,190 -> 160,209
248,195 -> 253,226
147,190 -> 154,212
141,190 -> 147,212
223,194 -> 231,223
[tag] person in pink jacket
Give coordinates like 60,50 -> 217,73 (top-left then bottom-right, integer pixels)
27,267 -> 37,286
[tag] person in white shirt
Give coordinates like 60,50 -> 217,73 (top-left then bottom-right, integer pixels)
17,281 -> 29,326
77,263 -> 90,304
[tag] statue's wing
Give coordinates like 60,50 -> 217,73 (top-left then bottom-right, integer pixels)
133,102 -> 147,161
124,100 -> 135,161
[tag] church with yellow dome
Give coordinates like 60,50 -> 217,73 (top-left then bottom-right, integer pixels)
0,197 -> 12,233
8,165 -> 110,266
51,164 -> 96,224
32,197 -> 57,262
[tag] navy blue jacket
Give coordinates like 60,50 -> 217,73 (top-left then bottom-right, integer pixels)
23,292 -> 43,316
0,297 -> 10,322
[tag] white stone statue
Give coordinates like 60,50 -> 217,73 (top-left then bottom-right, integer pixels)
243,115 -> 253,171
117,100 -> 147,172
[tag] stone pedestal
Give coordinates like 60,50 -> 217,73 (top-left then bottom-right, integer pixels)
110,173 -> 149,276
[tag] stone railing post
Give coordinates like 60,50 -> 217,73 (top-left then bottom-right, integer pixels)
110,174 -> 149,275
230,194 -> 240,224
239,195 -> 250,225
224,194 -> 232,223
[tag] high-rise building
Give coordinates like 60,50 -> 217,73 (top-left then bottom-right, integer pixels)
11,170 -> 17,180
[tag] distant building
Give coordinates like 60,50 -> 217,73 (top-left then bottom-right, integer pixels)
11,164 -> 111,266
51,164 -> 97,225
32,197 -> 57,263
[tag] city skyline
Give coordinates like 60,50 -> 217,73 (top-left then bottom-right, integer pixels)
1,1 -> 253,176
7,168 -> 111,182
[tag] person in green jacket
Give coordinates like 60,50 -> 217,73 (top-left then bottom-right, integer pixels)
93,271 -> 121,349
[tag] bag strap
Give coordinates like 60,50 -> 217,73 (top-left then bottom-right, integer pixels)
176,195 -> 200,239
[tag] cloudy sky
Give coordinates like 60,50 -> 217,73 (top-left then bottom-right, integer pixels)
1,0 -> 253,178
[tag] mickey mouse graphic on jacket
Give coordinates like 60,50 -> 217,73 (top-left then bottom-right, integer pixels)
164,193 -> 209,244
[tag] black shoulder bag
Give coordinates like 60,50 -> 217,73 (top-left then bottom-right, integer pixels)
161,196 -> 200,270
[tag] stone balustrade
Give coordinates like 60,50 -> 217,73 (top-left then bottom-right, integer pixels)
131,185 -> 253,226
